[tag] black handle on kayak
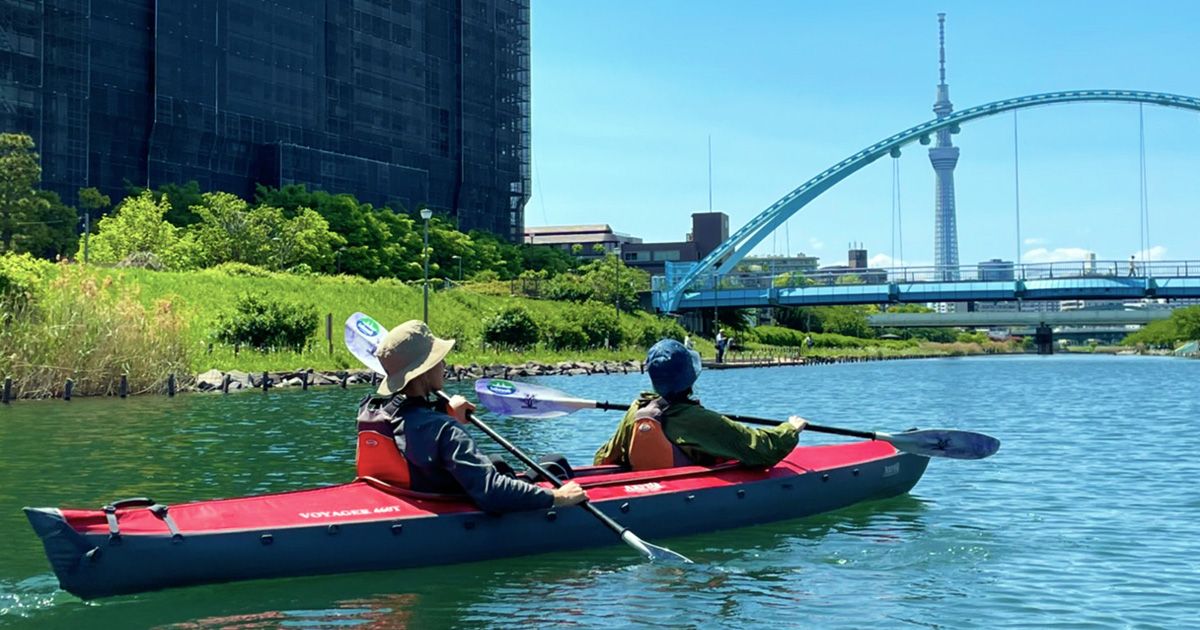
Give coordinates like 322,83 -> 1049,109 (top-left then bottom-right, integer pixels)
593,400 -> 877,441
436,391 -> 629,537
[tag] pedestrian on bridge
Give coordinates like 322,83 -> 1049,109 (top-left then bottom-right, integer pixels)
1128,256 -> 1137,277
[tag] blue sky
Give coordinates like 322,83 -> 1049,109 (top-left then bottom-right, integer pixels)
528,1 -> 1200,269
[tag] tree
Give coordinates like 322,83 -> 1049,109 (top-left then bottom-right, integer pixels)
126,181 -> 204,226
0,133 -> 49,254
20,191 -> 79,259
190,192 -> 343,271
83,191 -> 187,267
520,244 -> 576,277
1175,306 -> 1200,341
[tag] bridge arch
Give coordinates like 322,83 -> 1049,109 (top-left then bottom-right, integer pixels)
658,90 -> 1200,312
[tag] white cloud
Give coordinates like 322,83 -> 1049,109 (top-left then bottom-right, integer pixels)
1023,237 -> 1047,246
808,237 -> 824,251
1022,247 -> 1094,264
1130,245 -> 1168,261
868,253 -> 931,269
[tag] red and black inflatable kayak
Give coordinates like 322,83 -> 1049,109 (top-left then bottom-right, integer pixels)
25,441 -> 928,599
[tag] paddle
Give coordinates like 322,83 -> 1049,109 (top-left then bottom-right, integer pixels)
475,379 -> 1001,460
343,314 -> 692,564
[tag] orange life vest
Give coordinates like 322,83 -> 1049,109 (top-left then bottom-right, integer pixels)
627,398 -> 693,471
355,396 -> 412,488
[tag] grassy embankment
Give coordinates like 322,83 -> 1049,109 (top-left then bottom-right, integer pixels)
2,258 -> 1021,397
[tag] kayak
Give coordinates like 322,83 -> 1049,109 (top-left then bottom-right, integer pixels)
26,440 -> 928,599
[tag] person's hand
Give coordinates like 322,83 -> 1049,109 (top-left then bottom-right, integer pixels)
445,395 -> 476,425
552,481 -> 588,507
787,415 -> 807,431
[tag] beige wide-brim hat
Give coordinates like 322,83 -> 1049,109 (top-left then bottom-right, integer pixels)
374,320 -> 455,396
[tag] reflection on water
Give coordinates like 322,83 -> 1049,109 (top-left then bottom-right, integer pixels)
3,355 -> 1200,628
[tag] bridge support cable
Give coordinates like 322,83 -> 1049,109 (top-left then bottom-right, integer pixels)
657,90 -> 1200,313
1013,111 -> 1022,274
890,156 -> 905,272
1138,104 -> 1151,273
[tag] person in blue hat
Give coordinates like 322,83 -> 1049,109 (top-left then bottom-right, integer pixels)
593,339 -> 806,470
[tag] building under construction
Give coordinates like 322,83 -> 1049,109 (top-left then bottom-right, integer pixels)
0,0 -> 531,240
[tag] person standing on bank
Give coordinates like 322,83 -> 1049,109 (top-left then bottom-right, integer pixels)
359,320 -> 587,513
715,329 -> 727,363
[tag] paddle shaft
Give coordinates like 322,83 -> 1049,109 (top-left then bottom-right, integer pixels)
435,391 -> 632,539
590,401 -> 878,441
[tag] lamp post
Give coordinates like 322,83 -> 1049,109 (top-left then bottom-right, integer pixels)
451,254 -> 462,282
420,208 -> 433,323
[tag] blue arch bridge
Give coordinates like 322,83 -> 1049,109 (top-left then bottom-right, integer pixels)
651,90 -> 1200,314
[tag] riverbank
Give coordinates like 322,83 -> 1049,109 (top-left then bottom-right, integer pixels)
1,343 -> 1031,401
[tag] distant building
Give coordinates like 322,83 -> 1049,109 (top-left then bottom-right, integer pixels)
814,244 -> 887,285
736,254 -> 820,276
523,225 -> 642,259
623,212 -> 730,276
0,0 -> 532,240
978,259 -> 1015,281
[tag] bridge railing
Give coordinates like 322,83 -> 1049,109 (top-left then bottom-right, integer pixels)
653,259 -> 1200,293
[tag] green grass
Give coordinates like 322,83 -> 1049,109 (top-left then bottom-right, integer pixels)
89,266 -> 709,372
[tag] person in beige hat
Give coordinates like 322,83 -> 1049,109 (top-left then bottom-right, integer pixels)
357,320 -> 586,513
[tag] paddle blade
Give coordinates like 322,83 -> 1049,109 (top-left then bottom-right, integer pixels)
475,379 -> 596,418
621,530 -> 693,564
345,312 -> 386,375
880,429 -> 1001,460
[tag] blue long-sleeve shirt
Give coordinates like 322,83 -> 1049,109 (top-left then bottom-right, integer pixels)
367,397 -> 554,513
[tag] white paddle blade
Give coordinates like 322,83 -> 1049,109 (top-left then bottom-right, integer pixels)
880,429 -> 1001,460
474,379 -> 596,418
345,312 -> 387,375
621,530 -> 693,564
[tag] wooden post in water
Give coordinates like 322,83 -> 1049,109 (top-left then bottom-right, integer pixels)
2,376 -> 11,404
301,370 -> 310,391
340,374 -> 348,388
261,371 -> 270,392
221,373 -> 231,394
119,374 -> 128,398
167,373 -> 176,397
64,378 -> 74,401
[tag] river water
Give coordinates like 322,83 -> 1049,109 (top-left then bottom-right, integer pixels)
2,355 -> 1198,628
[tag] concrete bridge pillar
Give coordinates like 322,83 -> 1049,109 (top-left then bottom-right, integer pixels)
1035,324 -> 1054,355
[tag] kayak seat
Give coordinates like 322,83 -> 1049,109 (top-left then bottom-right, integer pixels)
355,420 -> 411,488
628,417 -> 692,472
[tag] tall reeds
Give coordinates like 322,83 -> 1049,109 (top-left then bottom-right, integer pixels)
0,262 -> 191,398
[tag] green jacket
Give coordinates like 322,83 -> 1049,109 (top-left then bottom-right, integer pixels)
593,393 -> 800,468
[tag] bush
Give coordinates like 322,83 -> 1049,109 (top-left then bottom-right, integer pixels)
215,292 -> 318,351
208,261 -> 274,277
542,274 -> 593,303
541,316 -> 589,351
574,302 -> 623,348
633,318 -> 687,348
482,305 -> 540,349
0,253 -> 50,301
470,269 -> 500,283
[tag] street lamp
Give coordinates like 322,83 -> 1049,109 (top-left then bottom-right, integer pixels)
420,208 -> 433,323
451,254 -> 462,282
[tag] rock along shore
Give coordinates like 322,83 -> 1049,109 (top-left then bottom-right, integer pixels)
190,353 -> 949,394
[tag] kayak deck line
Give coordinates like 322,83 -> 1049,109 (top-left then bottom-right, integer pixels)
25,440 -> 929,599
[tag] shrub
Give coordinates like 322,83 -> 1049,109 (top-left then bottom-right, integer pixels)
0,253 -> 50,301
633,317 -> 687,348
208,261 -> 274,277
215,292 -> 318,351
542,274 -> 592,302
542,316 -> 589,351
482,305 -> 539,348
574,302 -> 623,348
470,269 -> 500,283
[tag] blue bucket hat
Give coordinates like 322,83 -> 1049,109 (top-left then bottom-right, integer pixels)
646,339 -> 702,397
